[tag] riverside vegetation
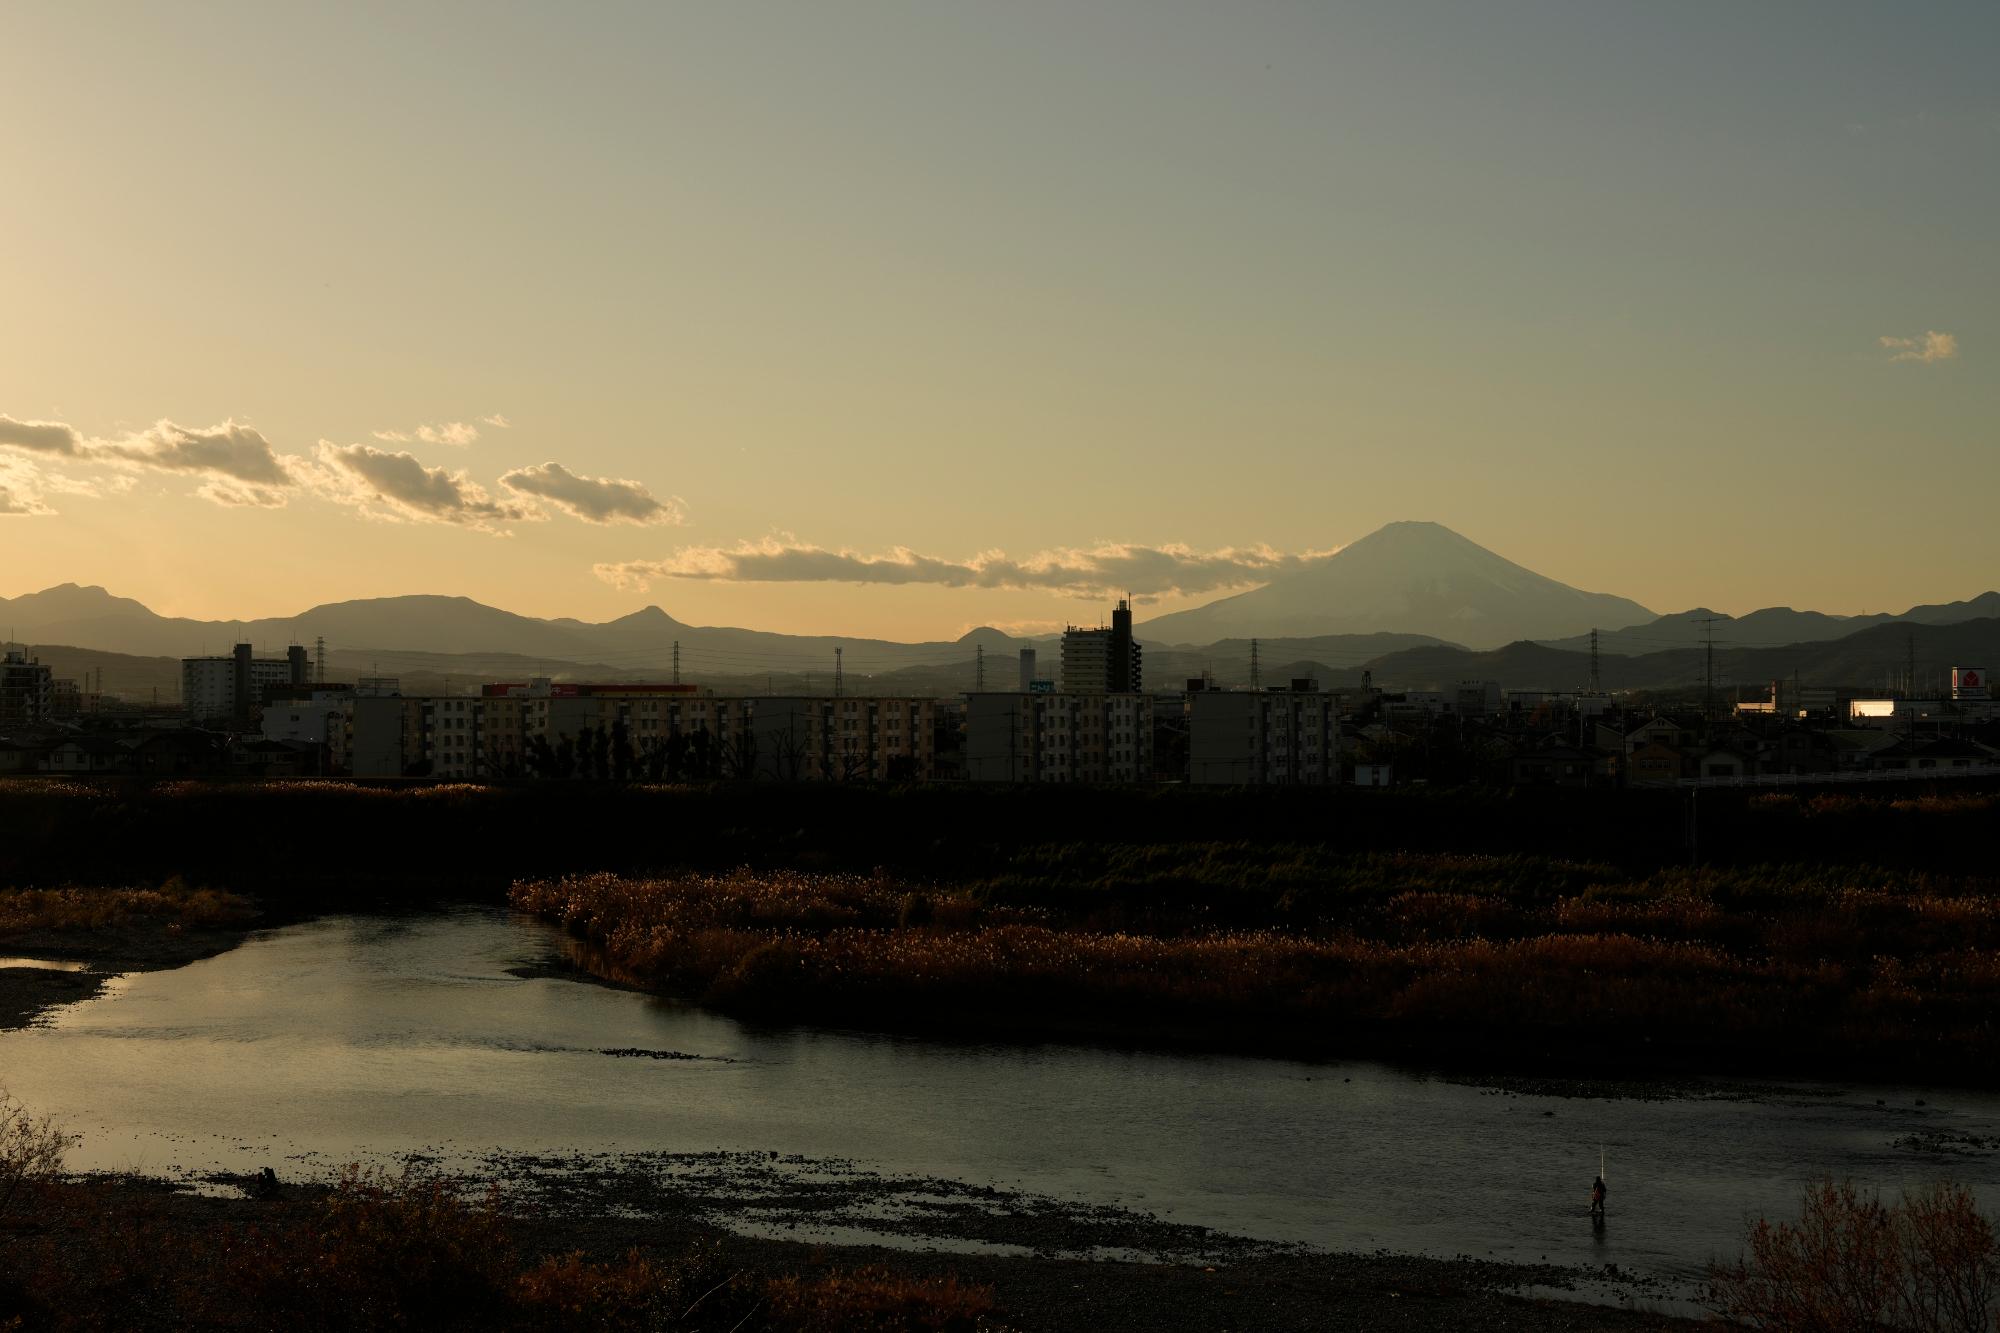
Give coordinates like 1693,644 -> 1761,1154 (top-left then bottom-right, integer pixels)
1709,1180 -> 2000,1332
513,848 -> 2000,1078
5,778 -> 1999,1079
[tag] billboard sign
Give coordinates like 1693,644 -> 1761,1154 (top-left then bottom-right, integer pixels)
1028,679 -> 1055,694
1953,667 -> 1989,701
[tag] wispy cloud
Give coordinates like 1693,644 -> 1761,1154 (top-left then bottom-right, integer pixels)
0,486 -> 50,516
371,420 -> 483,447
499,462 -> 685,526
481,413 -> 511,428
193,479 -> 293,508
1879,331 -> 1959,363
314,442 -> 535,530
0,458 -> 55,516
595,538 -> 1333,597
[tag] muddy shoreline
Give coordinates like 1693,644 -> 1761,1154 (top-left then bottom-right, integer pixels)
29,1169 -> 1694,1332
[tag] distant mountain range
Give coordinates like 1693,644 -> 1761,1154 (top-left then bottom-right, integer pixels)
1294,616 -> 2000,696
1137,521 -> 1657,649
6,519 -> 1995,689
0,584 -> 1030,677
1539,594 -> 2000,656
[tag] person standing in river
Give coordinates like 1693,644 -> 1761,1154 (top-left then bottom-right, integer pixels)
1590,1173 -> 1607,1219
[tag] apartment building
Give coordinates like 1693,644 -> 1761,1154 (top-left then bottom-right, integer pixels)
182,644 -> 310,725
0,649 -> 54,729
1060,600 -> 1142,694
964,691 -> 1152,783
1188,684 -> 1341,785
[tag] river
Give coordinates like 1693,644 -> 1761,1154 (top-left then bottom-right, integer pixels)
3,907 -> 1996,1302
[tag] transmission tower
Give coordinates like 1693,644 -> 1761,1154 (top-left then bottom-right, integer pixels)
1588,628 -> 1600,693
314,635 -> 326,685
1693,616 -> 1723,721
1249,637 -> 1262,690
672,639 -> 681,686
974,644 -> 985,693
834,646 -> 844,698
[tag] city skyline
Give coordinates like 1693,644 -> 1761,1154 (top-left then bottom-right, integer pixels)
3,2 -> 1994,639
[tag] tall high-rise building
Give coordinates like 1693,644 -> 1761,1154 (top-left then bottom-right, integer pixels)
1060,600 -> 1141,694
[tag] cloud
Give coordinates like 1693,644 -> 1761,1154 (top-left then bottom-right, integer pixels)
0,415 -> 84,456
1,406 -> 662,536
480,414 -> 511,428
1880,331 -> 1959,363
2,414 -> 297,487
499,462 -> 685,526
99,419 -> 297,485
372,420 -> 481,447
0,486 -> 50,516
40,472 -> 106,498
0,458 -> 55,516
315,442 -> 535,529
595,538 -> 1332,597
194,479 -> 292,508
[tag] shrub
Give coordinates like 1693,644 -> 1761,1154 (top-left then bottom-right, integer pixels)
1710,1179 -> 1999,1331
0,1092 -> 75,1219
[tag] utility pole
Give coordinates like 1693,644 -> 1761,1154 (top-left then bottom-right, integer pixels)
834,646 -> 844,698
672,640 -> 681,686
1249,638 -> 1262,691
1905,630 -> 1918,746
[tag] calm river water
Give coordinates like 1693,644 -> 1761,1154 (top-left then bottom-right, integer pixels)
3,909 -> 1997,1296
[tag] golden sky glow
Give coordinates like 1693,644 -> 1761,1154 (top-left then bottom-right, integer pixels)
2,3 -> 1993,638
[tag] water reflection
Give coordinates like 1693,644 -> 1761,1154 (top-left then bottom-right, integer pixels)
0,957 -> 88,972
1,907 -> 1995,1296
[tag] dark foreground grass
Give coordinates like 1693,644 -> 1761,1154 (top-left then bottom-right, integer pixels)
0,1168 -> 1001,1332
513,857 -> 2000,1079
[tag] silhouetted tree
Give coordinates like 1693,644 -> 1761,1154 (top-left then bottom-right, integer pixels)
526,734 -> 556,780
611,719 -> 634,784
